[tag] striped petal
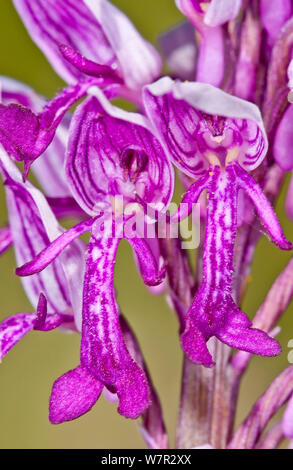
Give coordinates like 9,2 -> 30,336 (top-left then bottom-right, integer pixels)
0,226 -> 12,255
176,0 -> 242,27
84,0 -> 162,90
143,77 -> 268,178
66,87 -> 174,216
0,78 -> 99,173
120,316 -> 168,449
274,104 -> 293,172
49,365 -> 103,424
80,218 -> 150,419
0,152 -> 85,331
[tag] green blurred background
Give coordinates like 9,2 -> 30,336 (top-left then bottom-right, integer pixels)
0,0 -> 292,449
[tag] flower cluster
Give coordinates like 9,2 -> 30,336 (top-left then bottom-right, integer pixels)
0,0 -> 293,449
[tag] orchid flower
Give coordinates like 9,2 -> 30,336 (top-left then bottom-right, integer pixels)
175,0 -> 242,87
0,0 -> 162,175
143,77 -> 292,367
15,87 -> 174,419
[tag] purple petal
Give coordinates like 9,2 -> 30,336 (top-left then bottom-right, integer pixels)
0,226 -> 12,254
59,44 -> 122,83
66,87 -> 174,216
229,366 -> 293,449
158,21 -> 197,81
181,164 -> 281,367
0,153 -> 85,330
132,234 -> 167,296
235,163 -> 293,250
16,218 -> 93,277
81,219 -> 150,419
274,104 -> 293,172
0,313 -> 34,360
143,77 -> 268,178
256,422 -> 284,449
33,292 -> 47,330
216,302 -> 281,357
176,0 -> 242,27
0,76 -> 71,196
13,0 -> 117,84
33,293 -> 74,332
260,0 -> 292,46
49,365 -> 103,424
204,0 -> 242,27
285,172 -> 293,219
84,0 -> 162,90
120,315 -> 168,449
0,78 -> 100,171
171,171 -> 210,222
126,237 -> 165,287
196,26 -> 224,87
0,310 -> 74,360
283,394 -> 293,438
